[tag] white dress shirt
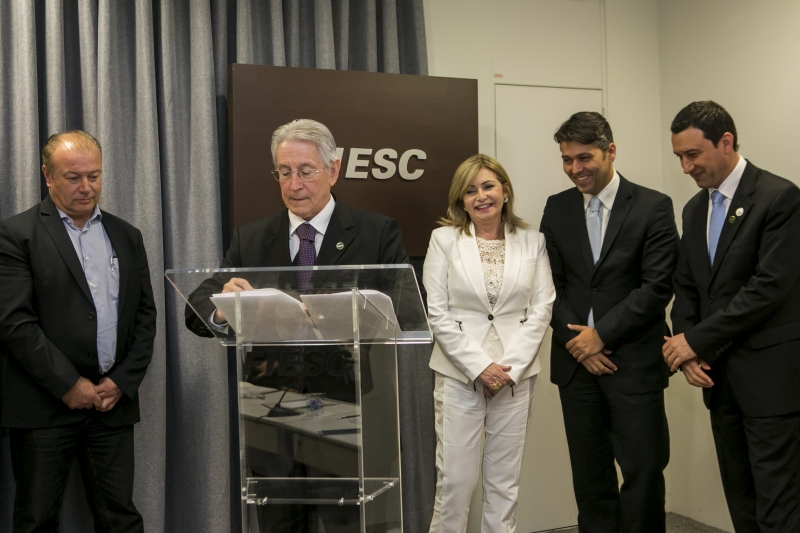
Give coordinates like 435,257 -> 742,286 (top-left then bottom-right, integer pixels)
706,155 -> 745,245
582,170 -> 620,242
287,194 -> 336,260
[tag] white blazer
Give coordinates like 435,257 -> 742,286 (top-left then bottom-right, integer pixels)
423,224 -> 555,385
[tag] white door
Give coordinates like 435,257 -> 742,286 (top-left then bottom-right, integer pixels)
466,84 -> 603,533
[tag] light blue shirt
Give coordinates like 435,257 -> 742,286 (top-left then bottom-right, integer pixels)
56,205 -> 119,373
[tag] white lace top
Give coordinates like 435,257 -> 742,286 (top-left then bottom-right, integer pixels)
477,237 -> 505,362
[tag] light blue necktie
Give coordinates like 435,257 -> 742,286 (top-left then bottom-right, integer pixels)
587,195 -> 603,327
708,190 -> 726,266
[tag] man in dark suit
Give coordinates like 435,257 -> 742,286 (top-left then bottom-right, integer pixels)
186,118 -> 407,337
185,119 -> 407,396
0,130 -> 157,532
664,101 -> 800,533
185,119 -> 407,533
540,112 -> 678,533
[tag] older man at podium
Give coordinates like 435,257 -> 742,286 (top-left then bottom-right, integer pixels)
187,118 -> 407,333
187,118 -> 407,397
186,118 -> 408,533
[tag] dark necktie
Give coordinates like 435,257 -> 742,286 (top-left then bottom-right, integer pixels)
293,223 -> 317,290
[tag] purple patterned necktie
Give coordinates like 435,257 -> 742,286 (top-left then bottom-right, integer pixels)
293,223 -> 317,289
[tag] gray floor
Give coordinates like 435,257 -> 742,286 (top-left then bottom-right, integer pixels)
538,512 -> 728,533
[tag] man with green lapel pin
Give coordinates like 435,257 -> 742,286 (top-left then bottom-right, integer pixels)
665,101 -> 800,533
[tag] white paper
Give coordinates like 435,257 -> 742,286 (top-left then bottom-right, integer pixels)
300,290 -> 397,341
210,288 -> 318,342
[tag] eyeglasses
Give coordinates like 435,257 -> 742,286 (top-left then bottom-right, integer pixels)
272,168 -> 325,182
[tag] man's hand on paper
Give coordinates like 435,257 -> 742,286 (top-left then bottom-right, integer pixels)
214,277 -> 254,323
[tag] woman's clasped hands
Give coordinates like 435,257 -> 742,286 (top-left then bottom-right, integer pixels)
477,362 -> 513,399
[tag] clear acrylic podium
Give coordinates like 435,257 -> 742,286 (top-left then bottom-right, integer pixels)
166,265 -> 431,532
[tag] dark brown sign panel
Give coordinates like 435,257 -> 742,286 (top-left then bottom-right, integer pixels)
228,64 -> 478,256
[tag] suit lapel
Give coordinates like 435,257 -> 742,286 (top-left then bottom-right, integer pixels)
40,197 -> 94,304
263,211 -> 292,266
493,227 -> 519,312
594,176 -> 633,271
317,202 -> 355,266
710,162 -> 757,282
459,223 -> 492,312
685,190 -> 712,287
567,189 -> 595,273
102,214 -> 128,310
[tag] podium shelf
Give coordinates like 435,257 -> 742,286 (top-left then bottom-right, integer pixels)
244,477 -> 399,505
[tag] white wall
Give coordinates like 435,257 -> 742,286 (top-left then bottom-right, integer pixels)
425,0 -> 665,189
425,1 -> 668,531
604,0 -> 663,191
658,0 -> 800,215
658,1 -> 800,531
425,0 -> 800,531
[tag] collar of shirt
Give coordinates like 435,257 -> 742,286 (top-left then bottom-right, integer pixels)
287,194 -> 336,238
709,154 -> 745,202
56,204 -> 102,230
582,170 -> 620,212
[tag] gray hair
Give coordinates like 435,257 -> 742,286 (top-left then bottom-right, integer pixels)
270,119 -> 338,169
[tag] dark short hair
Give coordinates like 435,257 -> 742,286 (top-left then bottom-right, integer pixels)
41,130 -> 103,175
670,101 -> 738,151
554,111 -> 614,151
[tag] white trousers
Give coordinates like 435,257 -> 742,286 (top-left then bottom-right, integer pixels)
429,372 -> 537,533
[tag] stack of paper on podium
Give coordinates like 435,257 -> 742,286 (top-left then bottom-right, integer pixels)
210,288 -> 316,342
210,288 -> 397,343
301,290 -> 397,342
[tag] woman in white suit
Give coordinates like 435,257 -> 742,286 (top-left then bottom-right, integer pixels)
424,154 -> 555,533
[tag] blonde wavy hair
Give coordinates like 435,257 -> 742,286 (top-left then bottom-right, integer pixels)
438,154 -> 528,237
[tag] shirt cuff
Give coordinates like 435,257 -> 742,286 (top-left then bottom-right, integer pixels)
208,310 -> 229,334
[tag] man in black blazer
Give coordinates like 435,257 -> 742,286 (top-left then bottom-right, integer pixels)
664,101 -> 800,533
186,118 -> 407,338
0,131 -> 157,532
185,119 -> 407,533
540,112 -> 678,533
185,119 -> 407,397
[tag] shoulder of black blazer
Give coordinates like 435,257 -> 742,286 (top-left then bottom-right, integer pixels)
544,175 -> 671,235
682,160 -> 797,220
545,174 -> 667,205
0,196 -> 154,427
235,199 -> 407,267
184,199 -> 407,336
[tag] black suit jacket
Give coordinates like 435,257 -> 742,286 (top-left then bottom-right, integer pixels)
185,199 -> 408,336
540,175 -> 679,395
0,196 -> 157,428
672,161 -> 800,417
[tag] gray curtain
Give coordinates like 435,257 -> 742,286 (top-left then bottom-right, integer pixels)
0,1 -> 432,532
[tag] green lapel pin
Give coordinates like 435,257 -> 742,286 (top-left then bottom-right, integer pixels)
336,242 -> 344,250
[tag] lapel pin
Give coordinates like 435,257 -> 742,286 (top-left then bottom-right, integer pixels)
735,207 -> 744,217
336,242 -> 344,250
728,216 -> 736,223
